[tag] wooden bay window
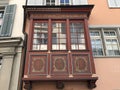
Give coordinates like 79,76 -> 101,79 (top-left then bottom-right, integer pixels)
23,5 -> 98,89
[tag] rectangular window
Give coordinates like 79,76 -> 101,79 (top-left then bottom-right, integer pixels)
104,30 -> 120,56
32,19 -> 86,51
90,28 -> 120,56
90,30 -> 104,56
32,22 -> 48,50
27,0 -> 88,5
70,22 -> 85,50
60,0 -> 69,5
46,0 -> 55,5
52,21 -> 67,50
108,0 -> 120,8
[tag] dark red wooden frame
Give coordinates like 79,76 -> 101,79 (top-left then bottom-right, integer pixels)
23,5 -> 98,90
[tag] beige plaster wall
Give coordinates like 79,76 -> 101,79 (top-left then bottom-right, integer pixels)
88,0 -> 120,25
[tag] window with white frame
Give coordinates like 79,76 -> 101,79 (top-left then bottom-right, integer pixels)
27,0 -> 88,5
90,28 -> 120,56
108,0 -> 120,8
46,0 -> 55,5
60,0 -> 69,5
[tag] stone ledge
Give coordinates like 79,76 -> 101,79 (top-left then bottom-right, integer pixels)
0,37 -> 22,55
0,37 -> 22,47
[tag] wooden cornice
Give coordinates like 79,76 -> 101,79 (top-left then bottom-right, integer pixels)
23,5 -> 94,18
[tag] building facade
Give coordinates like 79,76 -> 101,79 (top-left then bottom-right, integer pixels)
0,0 -> 25,90
21,0 -> 120,90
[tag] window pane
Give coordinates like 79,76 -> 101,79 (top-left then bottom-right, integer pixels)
104,30 -> 120,56
52,22 -> 66,50
90,30 -> 104,56
60,0 -> 69,5
32,22 -> 48,50
70,22 -> 85,50
46,0 -> 55,5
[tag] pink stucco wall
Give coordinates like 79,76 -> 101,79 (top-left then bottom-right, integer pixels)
88,0 -> 120,25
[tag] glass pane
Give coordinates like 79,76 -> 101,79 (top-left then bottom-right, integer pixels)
78,39 -> 85,43
65,0 -> 69,3
110,31 -> 116,36
79,44 -> 85,49
90,31 -> 100,36
33,22 -> 48,50
113,45 -> 118,50
114,50 -> 120,55
104,31 -> 110,36
96,39 -> 102,44
60,39 -> 66,44
52,45 -> 59,50
70,22 -> 85,50
112,39 -> 117,44
60,0 -> 64,3
52,22 -> 66,50
60,44 -> 66,50
106,45 -> 112,50
98,49 -> 103,55
52,38 -> 57,44
71,45 -> 78,49
71,39 -> 77,44
106,39 -> 111,44
78,33 -> 84,38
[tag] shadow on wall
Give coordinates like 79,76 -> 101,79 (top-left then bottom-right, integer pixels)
29,81 -> 91,90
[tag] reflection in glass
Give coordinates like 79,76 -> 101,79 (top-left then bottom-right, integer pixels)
32,22 -> 48,50
52,22 -> 66,50
70,22 -> 85,50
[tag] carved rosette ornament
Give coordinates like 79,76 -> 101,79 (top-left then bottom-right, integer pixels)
32,57 -> 45,72
29,55 -> 47,75
53,57 -> 66,72
75,57 -> 87,72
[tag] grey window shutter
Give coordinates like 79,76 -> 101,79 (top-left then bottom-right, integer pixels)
0,4 -> 16,37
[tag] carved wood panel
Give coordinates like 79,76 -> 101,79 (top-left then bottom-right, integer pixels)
71,54 -> 91,74
50,54 -> 69,75
29,54 -> 48,75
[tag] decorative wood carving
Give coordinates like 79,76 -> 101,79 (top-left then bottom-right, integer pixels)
51,54 -> 68,75
30,13 -> 87,19
56,81 -> 65,89
24,81 -> 32,90
23,5 -> 98,89
72,54 -> 91,74
88,79 -> 97,89
29,55 -> 47,75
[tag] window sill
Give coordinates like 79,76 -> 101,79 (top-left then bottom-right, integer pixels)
93,56 -> 120,58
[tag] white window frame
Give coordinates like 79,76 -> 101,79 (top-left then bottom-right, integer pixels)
90,29 -> 104,56
108,0 -> 120,8
27,0 -> 89,5
90,27 -> 120,57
